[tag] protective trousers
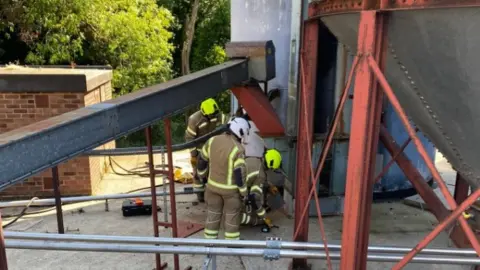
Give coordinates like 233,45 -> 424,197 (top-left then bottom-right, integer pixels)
240,204 -> 264,226
191,148 -> 204,190
204,186 -> 242,240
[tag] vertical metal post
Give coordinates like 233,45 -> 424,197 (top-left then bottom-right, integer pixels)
145,126 -> 165,270
340,11 -> 383,270
0,214 -> 8,270
451,173 -> 475,252
164,119 -> 180,270
51,166 -> 64,234
292,18 -> 319,270
454,173 -> 470,205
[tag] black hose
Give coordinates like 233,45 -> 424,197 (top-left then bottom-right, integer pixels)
2,125 -> 228,227
3,198 -> 39,228
2,181 -> 188,228
85,124 -> 228,156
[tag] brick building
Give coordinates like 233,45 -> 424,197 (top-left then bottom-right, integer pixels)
0,66 -> 115,200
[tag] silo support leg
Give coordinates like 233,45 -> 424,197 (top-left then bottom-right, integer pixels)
340,10 -> 386,270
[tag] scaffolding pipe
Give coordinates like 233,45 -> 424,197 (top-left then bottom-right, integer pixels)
5,240 -> 480,265
3,231 -> 477,257
0,190 -> 199,208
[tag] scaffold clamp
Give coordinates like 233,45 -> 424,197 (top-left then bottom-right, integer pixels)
264,237 -> 282,261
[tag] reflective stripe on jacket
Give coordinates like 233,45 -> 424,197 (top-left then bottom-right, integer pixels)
198,134 -> 247,195
185,110 -> 228,142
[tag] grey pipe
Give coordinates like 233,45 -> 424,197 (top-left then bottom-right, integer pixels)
0,190 -> 200,208
84,125 -> 228,156
4,231 -> 477,257
5,240 -> 480,265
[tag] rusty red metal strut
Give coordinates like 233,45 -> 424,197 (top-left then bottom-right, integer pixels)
454,173 -> 470,205
296,52 -> 333,270
393,188 -> 480,269
292,56 -> 360,243
379,125 -> 450,222
292,18 -> 320,270
145,126 -> 168,270
373,136 -> 411,184
339,10 -> 385,270
164,119 -> 180,270
368,55 -> 480,256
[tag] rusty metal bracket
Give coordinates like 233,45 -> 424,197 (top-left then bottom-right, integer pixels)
177,220 -> 204,238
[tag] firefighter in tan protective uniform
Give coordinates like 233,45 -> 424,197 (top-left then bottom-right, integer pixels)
234,107 -> 283,227
185,98 -> 228,202
197,117 -> 251,240
241,148 -> 282,226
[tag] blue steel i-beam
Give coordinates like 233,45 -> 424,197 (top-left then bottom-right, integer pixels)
0,60 -> 248,187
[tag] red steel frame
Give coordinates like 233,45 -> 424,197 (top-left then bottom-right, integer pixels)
292,18 -> 320,269
292,1 -> 480,269
145,121 -> 198,270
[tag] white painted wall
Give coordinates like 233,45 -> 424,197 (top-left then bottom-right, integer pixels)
230,0 -> 293,126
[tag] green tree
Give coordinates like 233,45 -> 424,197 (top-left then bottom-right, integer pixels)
190,0 -> 230,113
2,0 -> 175,95
0,0 -> 232,146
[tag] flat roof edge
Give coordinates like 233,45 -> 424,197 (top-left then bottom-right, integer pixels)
0,69 -> 113,93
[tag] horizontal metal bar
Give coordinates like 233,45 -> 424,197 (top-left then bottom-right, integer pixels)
5,240 -> 480,265
0,189 -> 199,208
84,125 -> 228,156
0,60 -> 249,187
3,231 -> 477,257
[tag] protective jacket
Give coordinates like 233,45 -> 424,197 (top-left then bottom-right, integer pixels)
197,133 -> 248,195
185,110 -> 227,190
185,110 -> 228,144
241,157 -> 267,225
197,133 -> 247,240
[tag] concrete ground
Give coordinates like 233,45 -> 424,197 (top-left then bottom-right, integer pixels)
1,150 -> 474,270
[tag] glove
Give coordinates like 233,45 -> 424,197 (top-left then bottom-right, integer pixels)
190,156 -> 198,168
263,217 -> 273,228
190,149 -> 199,157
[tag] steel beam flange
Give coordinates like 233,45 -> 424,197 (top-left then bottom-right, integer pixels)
0,60 -> 248,186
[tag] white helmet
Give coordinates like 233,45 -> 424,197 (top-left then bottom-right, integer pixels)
243,120 -> 265,157
227,117 -> 251,142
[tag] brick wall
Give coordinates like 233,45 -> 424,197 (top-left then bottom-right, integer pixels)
0,79 -> 115,200
84,82 -> 115,194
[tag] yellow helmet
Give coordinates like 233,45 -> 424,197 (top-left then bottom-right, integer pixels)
264,148 -> 282,170
200,98 -> 219,116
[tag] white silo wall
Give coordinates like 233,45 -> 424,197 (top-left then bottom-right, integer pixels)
230,0 -> 293,126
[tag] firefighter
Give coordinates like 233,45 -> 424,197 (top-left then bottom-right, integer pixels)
197,117 -> 251,240
185,98 -> 228,202
241,148 -> 282,226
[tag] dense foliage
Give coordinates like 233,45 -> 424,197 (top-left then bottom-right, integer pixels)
0,0 -> 231,146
